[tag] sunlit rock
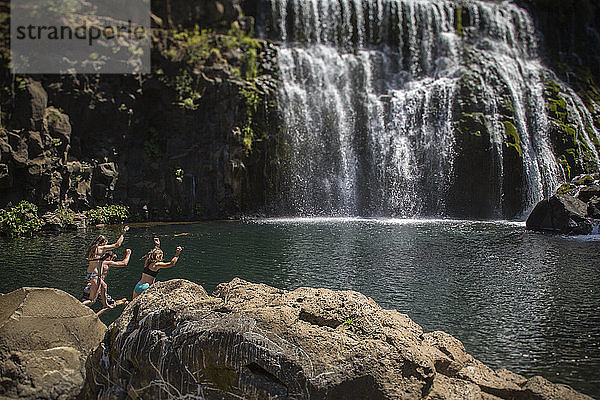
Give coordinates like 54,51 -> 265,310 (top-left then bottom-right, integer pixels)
82,278 -> 592,399
0,287 -> 106,399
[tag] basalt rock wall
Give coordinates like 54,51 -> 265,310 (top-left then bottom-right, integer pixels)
0,0 -> 279,221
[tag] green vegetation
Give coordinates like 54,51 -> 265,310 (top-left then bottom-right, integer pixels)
544,79 -> 598,179
143,127 -> 166,160
556,182 -> 576,195
238,86 -> 262,151
162,22 -> 263,107
455,6 -> 464,36
156,19 -> 271,158
56,206 -> 75,225
456,112 -> 487,137
573,174 -> 595,186
168,23 -> 261,77
172,25 -> 214,64
86,205 -> 129,225
503,121 -> 522,157
157,69 -> 203,111
0,11 -> 10,67
0,201 -> 43,237
175,168 -> 184,182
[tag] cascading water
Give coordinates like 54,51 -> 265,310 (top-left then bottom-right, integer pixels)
256,0 -> 600,218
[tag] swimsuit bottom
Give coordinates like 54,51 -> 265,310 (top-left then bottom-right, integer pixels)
134,283 -> 151,295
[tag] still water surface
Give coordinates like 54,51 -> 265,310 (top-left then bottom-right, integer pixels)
1,218 -> 599,397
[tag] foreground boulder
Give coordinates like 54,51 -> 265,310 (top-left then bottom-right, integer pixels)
82,279 -> 591,400
0,287 -> 106,399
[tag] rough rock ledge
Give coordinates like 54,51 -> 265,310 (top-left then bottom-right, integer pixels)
0,287 -> 106,399
79,279 -> 592,400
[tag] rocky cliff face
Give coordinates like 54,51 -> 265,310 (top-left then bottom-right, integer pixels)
82,279 -> 592,399
0,0 -> 279,221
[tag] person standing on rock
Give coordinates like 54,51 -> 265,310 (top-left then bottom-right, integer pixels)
83,226 -> 129,308
132,242 -> 184,299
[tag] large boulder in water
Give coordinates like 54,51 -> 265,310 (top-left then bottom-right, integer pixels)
82,278 -> 592,399
0,287 -> 106,399
526,194 -> 592,234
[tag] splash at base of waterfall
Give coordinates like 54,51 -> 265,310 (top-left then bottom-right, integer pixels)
260,0 -> 600,218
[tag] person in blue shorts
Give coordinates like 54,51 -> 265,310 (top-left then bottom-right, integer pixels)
132,238 -> 183,299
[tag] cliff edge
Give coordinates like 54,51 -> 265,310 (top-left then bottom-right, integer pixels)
78,279 -> 592,400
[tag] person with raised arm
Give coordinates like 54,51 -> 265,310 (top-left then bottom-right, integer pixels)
132,244 -> 184,299
82,225 -> 129,308
100,248 -> 131,304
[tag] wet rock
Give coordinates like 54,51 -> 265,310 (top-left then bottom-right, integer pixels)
578,185 -> 600,203
7,132 -> 28,167
43,107 -> 71,158
527,174 -> 600,234
68,213 -> 87,229
588,197 -> 600,219
82,279 -> 592,400
526,194 -> 592,234
95,162 -> 117,186
12,80 -> 48,131
40,209 -> 86,231
0,163 -> 10,189
65,161 -> 93,209
0,287 -> 106,399
23,131 -> 44,158
41,211 -> 64,231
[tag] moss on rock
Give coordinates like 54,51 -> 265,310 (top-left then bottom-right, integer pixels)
456,112 -> 487,137
544,79 -> 599,179
503,120 -> 522,157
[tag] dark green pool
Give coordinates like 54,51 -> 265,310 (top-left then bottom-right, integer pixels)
1,218 -> 599,397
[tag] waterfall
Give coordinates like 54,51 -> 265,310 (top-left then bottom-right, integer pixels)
257,0 -> 600,218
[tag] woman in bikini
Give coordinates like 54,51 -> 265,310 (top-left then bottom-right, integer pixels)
83,225 -> 129,308
132,242 -> 183,299
83,249 -> 132,309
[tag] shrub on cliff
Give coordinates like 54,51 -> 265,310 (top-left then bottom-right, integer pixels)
0,201 -> 43,237
85,205 -> 129,225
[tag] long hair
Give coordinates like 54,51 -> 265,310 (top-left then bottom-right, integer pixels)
85,235 -> 107,260
143,248 -> 164,268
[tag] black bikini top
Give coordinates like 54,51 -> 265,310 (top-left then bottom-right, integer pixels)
143,264 -> 159,278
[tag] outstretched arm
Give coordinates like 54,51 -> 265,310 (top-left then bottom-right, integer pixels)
106,249 -> 132,268
101,226 -> 129,251
155,246 -> 183,269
